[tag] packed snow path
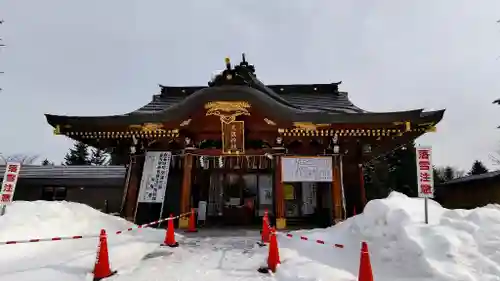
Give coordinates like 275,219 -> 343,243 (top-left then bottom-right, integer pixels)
119,229 -> 354,281
0,228 -> 354,281
2,194 -> 500,281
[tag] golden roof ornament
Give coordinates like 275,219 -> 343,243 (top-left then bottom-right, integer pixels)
205,101 -> 251,123
129,123 -> 164,132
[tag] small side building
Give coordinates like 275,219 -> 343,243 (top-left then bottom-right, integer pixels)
437,171 -> 500,209
4,165 -> 126,213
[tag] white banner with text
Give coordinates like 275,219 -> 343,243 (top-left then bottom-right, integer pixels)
281,156 -> 333,182
137,151 -> 172,203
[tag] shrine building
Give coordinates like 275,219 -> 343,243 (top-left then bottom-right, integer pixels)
45,55 -> 444,229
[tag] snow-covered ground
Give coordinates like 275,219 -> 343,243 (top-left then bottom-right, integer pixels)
0,192 -> 499,281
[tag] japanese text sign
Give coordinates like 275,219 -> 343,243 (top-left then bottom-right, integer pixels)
222,121 -> 245,154
1,162 -> 21,205
137,151 -> 172,203
415,146 -> 434,198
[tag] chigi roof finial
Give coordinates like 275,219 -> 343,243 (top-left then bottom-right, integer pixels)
241,53 -> 247,65
238,53 -> 255,74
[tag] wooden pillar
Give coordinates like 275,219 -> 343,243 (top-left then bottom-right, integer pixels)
359,163 -> 367,207
179,154 -> 193,228
332,156 -> 343,224
274,156 -> 286,229
119,156 -> 134,218
122,155 -> 144,222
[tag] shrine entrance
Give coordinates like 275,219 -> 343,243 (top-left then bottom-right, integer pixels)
193,171 -> 273,227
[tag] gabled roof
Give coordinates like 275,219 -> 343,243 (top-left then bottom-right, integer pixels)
133,84 -> 365,115
44,56 -> 445,128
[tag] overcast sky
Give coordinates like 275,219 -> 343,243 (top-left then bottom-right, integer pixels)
1,0 -> 500,171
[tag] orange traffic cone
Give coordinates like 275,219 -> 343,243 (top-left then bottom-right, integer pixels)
161,214 -> 179,247
185,208 -> 198,233
92,229 -> 116,281
260,210 -> 270,245
267,228 -> 281,272
258,227 -> 280,274
358,241 -> 374,281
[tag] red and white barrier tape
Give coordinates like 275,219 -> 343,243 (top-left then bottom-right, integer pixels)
0,234 -> 101,245
115,212 -> 190,235
264,217 -> 344,249
279,232 -> 345,249
0,212 -> 191,246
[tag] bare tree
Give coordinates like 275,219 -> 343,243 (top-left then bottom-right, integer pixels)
488,140 -> 500,165
434,165 -> 465,181
489,152 -> 500,166
0,154 -> 40,165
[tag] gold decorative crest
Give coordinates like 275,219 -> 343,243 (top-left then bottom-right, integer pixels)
205,101 -> 251,123
129,123 -> 164,132
293,122 -> 330,131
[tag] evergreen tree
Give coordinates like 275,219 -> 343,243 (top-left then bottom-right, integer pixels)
443,166 -> 456,181
364,159 -> 390,200
64,142 -> 90,165
386,142 -> 418,197
89,148 -> 108,166
468,160 -> 489,175
108,147 -> 128,165
433,166 -> 445,184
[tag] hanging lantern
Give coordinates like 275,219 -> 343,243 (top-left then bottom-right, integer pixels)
333,145 -> 340,154
275,136 -> 283,146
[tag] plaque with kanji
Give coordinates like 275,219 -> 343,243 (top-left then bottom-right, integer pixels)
221,121 -> 245,154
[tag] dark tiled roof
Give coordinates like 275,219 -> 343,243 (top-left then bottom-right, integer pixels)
440,170 -> 500,186
0,165 -> 126,179
44,59 -> 445,128
132,84 -> 366,115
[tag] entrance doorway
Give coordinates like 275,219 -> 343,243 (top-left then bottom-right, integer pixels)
195,172 -> 273,226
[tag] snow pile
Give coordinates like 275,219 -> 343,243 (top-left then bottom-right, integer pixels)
0,200 -> 166,281
0,201 -> 135,240
287,192 -> 500,281
1,194 -> 500,281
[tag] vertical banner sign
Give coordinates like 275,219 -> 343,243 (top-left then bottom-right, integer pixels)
221,121 -> 245,154
0,162 -> 21,205
416,146 -> 434,198
137,151 -> 172,203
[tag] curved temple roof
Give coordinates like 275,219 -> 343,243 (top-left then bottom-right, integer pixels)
45,57 -> 445,128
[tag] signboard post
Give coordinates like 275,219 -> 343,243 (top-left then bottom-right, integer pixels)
0,162 -> 22,216
415,146 -> 434,224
